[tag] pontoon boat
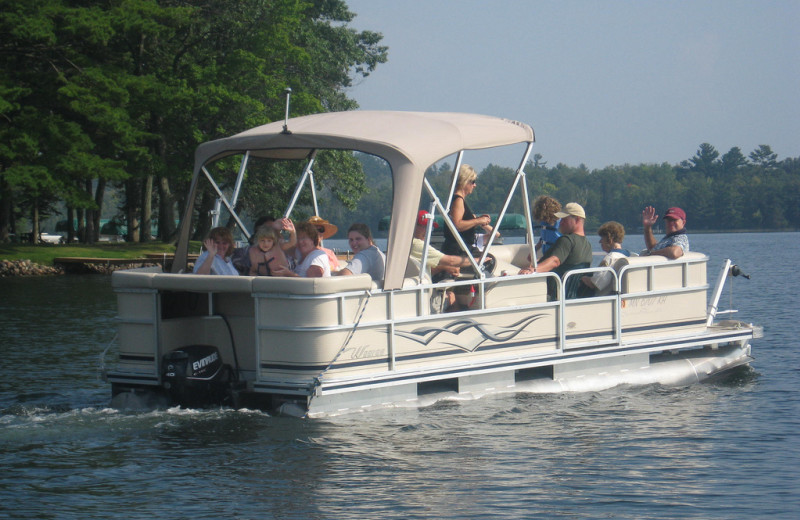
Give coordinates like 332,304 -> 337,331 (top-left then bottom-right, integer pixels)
106,110 -> 760,416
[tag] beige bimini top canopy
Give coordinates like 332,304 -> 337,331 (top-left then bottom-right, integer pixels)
174,111 -> 535,289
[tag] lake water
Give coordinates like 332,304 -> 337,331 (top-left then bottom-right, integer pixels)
1,232 -> 798,519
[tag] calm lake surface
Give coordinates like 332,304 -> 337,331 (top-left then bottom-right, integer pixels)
1,232 -> 798,519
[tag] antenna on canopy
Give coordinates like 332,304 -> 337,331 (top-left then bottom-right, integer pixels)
282,87 -> 293,134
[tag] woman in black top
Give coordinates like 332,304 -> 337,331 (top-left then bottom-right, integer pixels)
442,164 -> 495,255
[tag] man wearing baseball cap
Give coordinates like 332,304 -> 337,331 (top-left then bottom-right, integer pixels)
519,203 -> 592,298
411,210 -> 475,278
412,210 -> 487,311
642,206 -> 689,259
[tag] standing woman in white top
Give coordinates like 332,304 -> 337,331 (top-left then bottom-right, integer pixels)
193,227 -> 240,275
271,221 -> 331,278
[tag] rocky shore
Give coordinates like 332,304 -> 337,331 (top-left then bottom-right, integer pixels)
0,259 -> 64,277
0,259 -> 161,277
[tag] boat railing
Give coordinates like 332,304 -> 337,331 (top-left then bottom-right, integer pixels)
614,252 -> 708,295
560,266 -> 622,350
112,251 -> 714,389
248,252 -> 710,369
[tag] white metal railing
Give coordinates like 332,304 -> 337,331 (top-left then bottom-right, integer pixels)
125,253 -> 716,389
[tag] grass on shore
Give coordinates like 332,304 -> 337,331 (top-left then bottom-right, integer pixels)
0,242 -> 191,266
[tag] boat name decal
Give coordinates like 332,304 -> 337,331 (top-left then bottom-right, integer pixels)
192,351 -> 219,372
623,295 -> 667,308
346,344 -> 386,361
396,314 -> 546,352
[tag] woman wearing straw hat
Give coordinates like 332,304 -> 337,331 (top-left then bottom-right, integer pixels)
307,215 -> 340,270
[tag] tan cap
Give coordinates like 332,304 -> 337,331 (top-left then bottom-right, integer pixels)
554,202 -> 586,220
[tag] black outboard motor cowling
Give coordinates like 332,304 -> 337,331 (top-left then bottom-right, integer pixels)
162,345 -> 232,407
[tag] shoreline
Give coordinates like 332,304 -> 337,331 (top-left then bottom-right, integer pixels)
2,228 -> 797,278
0,259 -> 160,277
1,259 -> 63,277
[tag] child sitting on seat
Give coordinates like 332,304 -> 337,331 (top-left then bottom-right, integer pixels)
532,195 -> 562,256
248,226 -> 289,276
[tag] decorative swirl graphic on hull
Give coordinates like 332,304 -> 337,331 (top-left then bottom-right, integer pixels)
396,314 -> 546,352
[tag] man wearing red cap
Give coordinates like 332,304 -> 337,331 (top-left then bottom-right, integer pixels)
411,210 -> 475,278
642,206 -> 689,259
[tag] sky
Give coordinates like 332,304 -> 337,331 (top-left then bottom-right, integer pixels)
343,0 -> 800,170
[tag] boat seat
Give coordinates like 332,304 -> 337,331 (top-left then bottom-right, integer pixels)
405,257 -> 422,278
614,251 -> 707,293
403,257 -> 431,284
113,269 -> 252,292
487,243 -> 532,273
150,273 -> 253,293
252,274 -> 374,295
111,268 -> 160,289
112,269 -> 375,295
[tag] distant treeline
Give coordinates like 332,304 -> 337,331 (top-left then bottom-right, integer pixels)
332,144 -> 800,236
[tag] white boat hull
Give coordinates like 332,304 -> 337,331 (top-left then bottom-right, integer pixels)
106,250 -> 757,417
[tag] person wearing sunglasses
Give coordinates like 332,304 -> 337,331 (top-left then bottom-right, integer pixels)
441,164 -> 496,256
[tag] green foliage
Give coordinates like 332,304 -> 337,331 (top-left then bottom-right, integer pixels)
315,152 -> 390,237
1,1 -> 796,243
0,241 -> 178,265
329,144 -> 800,238
0,0 -> 387,242
519,147 -> 800,232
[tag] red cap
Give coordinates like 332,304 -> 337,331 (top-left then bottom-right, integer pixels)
417,210 -> 438,227
663,207 -> 686,221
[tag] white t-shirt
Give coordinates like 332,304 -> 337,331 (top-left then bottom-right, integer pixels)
294,248 -> 331,277
193,250 -> 240,276
588,251 -> 628,295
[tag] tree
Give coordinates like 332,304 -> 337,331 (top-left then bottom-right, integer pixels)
749,144 -> 778,170
682,172 -> 714,229
780,157 -> 800,228
1,1 -> 144,242
687,143 -> 721,178
721,146 -> 747,175
0,0 -> 387,243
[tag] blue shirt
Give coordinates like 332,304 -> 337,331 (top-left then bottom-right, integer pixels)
653,231 -> 690,254
537,219 -> 561,254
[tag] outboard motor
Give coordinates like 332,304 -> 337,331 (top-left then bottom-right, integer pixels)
162,345 -> 232,407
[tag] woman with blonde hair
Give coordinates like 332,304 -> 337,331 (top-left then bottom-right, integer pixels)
441,164 -> 495,255
193,227 -> 239,275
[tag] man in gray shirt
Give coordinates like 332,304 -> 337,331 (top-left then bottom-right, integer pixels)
334,223 -> 386,282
